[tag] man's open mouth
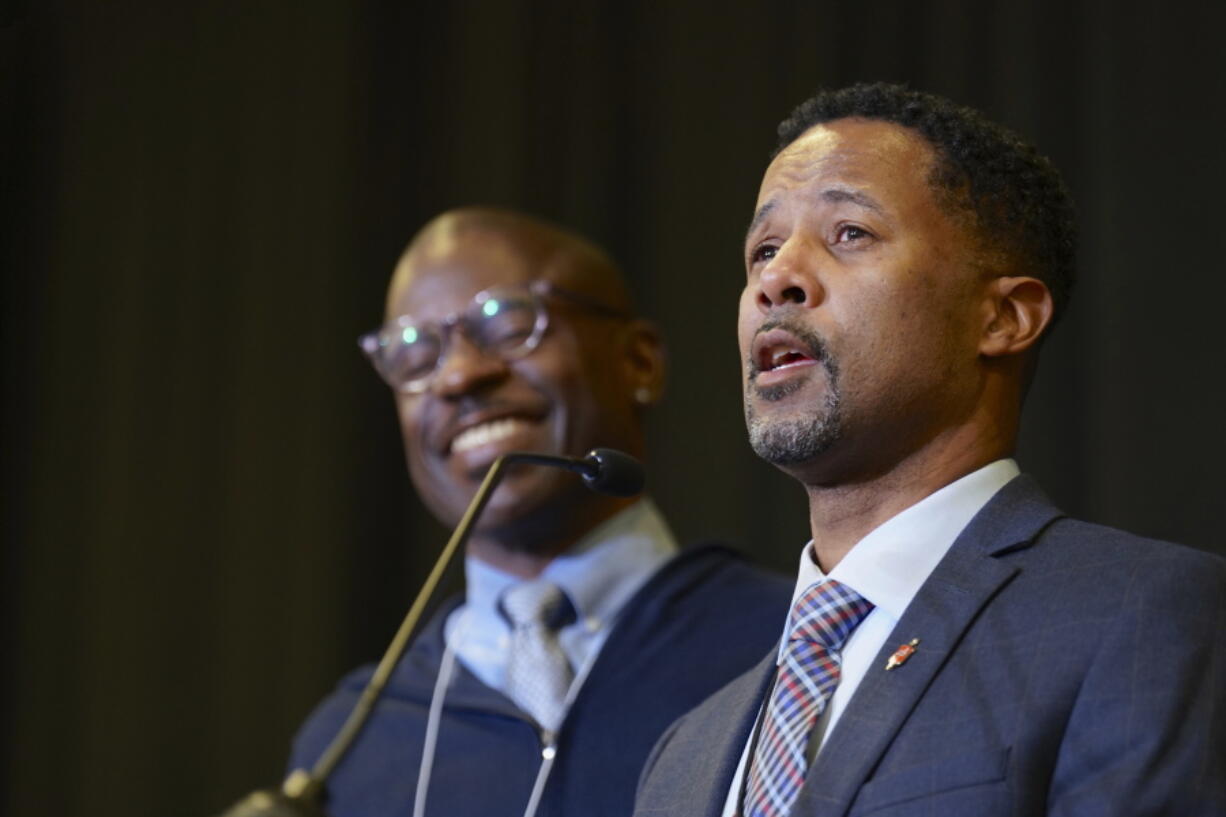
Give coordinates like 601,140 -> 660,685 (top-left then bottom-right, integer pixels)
752,328 -> 821,376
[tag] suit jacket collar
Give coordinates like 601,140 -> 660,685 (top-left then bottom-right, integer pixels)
793,474 -> 1064,816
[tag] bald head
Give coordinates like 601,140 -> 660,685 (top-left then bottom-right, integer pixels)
388,208 -> 632,320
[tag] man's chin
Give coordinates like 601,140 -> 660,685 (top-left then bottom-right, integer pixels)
748,415 -> 840,468
745,377 -> 841,470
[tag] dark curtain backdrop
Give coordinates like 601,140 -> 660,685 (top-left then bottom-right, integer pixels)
5,2 -> 1225,816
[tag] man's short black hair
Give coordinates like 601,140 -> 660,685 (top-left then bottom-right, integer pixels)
777,82 -> 1076,321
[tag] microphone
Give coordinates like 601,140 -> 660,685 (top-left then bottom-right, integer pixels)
494,448 -> 645,498
578,447 -> 645,496
214,448 -> 645,817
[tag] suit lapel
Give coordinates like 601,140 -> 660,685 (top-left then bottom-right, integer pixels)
791,475 -> 1063,816
690,651 -> 778,817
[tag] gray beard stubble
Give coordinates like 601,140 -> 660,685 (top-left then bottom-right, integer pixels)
744,324 -> 842,466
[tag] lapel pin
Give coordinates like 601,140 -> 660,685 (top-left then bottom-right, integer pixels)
884,638 -> 920,671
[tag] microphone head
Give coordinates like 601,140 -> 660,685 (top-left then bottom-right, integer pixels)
580,448 -> 646,497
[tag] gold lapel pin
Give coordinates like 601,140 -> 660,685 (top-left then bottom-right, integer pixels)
884,638 -> 920,671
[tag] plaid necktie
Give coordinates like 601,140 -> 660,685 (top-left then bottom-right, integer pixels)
743,579 -> 874,817
500,579 -> 576,732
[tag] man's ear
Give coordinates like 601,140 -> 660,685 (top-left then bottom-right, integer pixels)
620,319 -> 667,405
979,276 -> 1054,358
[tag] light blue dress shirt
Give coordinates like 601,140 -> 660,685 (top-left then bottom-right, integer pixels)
444,498 -> 679,696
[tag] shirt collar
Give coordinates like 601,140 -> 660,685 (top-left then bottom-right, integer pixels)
462,498 -> 678,635
787,459 -> 1020,635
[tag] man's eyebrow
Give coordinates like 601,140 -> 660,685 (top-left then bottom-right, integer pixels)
744,188 -> 885,246
745,199 -> 776,246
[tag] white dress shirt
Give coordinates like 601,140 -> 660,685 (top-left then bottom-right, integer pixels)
444,498 -> 678,696
721,459 -> 1020,816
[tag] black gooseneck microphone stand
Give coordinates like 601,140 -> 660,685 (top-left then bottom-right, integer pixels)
215,448 -> 645,817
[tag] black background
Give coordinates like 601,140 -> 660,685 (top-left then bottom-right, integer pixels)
5,2 -> 1225,816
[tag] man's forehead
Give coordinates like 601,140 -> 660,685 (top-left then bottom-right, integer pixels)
402,224 -> 539,275
759,120 -> 935,198
385,209 -> 630,319
413,224 -> 542,274
748,119 -> 944,238
387,228 -> 580,319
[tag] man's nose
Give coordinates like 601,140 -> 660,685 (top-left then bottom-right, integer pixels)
755,239 -> 825,312
430,331 -> 509,397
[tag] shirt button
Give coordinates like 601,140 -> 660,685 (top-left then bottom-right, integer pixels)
542,745 -> 557,760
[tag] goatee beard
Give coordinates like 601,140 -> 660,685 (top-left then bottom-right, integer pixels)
744,321 -> 841,466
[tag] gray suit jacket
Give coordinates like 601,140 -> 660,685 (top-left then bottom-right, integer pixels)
634,476 -> 1226,816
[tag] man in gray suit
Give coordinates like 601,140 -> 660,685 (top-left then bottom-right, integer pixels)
633,83 -> 1226,816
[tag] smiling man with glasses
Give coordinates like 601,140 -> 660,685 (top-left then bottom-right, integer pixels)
289,208 -> 790,817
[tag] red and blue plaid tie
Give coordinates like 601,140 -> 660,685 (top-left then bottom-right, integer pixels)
743,579 -> 874,817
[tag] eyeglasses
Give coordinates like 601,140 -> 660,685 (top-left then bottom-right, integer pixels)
359,279 -> 629,394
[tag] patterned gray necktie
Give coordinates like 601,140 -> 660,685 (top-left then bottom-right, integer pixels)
500,579 -> 576,732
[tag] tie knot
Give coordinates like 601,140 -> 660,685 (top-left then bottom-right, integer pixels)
787,579 -> 874,652
500,580 -> 575,631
